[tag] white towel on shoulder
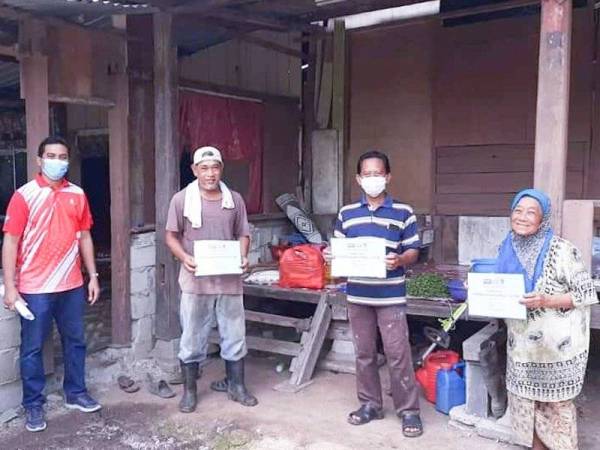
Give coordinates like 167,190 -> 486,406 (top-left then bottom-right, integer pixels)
183,180 -> 235,228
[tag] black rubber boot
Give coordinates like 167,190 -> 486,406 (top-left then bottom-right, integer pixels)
178,361 -> 199,413
225,359 -> 258,407
479,330 -> 508,419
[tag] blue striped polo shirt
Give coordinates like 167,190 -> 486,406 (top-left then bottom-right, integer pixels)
334,194 -> 421,306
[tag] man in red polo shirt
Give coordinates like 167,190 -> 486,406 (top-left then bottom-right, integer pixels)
2,136 -> 101,432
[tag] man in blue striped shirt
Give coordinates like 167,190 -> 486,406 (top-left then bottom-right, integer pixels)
331,150 -> 422,436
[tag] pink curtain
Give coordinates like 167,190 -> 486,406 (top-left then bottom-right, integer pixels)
179,91 -> 264,213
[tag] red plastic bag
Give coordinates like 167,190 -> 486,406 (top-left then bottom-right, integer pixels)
279,244 -> 325,289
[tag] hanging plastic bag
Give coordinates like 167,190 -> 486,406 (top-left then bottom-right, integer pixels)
279,244 -> 325,289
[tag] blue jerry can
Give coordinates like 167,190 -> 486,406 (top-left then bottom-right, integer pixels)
435,362 -> 466,415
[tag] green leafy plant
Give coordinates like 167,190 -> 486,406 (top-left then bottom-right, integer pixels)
407,273 -> 450,298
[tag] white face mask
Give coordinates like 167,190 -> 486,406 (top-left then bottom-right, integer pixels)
360,176 -> 387,198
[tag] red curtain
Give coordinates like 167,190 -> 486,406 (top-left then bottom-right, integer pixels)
179,91 -> 264,213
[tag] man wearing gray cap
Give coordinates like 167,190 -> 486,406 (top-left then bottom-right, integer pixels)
165,146 -> 257,413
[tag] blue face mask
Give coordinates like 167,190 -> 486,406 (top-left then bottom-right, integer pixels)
42,159 -> 69,181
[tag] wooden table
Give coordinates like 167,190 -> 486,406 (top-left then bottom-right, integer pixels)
241,283 -> 473,391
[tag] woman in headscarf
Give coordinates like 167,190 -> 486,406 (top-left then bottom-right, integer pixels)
495,188 -> 597,450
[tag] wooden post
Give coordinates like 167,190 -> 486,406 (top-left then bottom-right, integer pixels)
154,12 -> 181,340
332,20 -> 346,208
20,19 -> 53,374
108,38 -> 132,346
302,38 -> 317,211
127,15 -> 155,227
533,0 -> 572,233
562,200 -> 594,272
19,19 -> 49,177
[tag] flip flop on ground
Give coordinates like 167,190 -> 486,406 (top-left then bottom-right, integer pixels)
146,373 -> 176,399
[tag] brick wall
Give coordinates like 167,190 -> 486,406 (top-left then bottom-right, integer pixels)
0,273 -> 22,413
130,232 -> 157,358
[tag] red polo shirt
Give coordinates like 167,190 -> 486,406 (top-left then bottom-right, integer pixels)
2,174 -> 93,294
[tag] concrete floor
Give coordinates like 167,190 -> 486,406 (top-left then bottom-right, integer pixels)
0,355 -> 524,450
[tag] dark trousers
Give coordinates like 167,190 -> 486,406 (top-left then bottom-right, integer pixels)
347,303 -> 419,414
20,286 -> 88,409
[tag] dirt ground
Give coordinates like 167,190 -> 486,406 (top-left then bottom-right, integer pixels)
1,355 -> 599,450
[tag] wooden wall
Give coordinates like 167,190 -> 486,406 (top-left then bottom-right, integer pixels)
433,10 -> 593,216
179,30 -> 301,99
348,21 -> 434,213
348,9 -> 594,217
179,31 -> 301,214
263,100 -> 301,213
45,26 -> 123,104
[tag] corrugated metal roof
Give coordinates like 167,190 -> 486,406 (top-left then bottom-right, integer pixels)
2,0 -> 153,19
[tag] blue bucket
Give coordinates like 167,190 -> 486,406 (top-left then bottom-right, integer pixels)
470,258 -> 497,273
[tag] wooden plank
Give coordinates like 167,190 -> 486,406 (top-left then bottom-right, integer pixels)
0,44 -> 16,58
128,14 -> 156,227
435,193 -> 516,216
179,78 -> 298,104
243,284 -> 322,304
208,331 -> 301,356
154,12 -> 181,340
245,310 -> 311,331
108,44 -> 132,346
533,0 -> 572,231
289,293 -> 332,385
315,35 -> 333,129
440,0 -> 538,20
436,143 -> 586,174
238,33 -> 304,59
436,171 -> 583,195
302,37 -> 316,211
47,94 -> 115,108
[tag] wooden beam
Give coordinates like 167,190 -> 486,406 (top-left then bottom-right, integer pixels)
208,331 -> 302,356
0,44 -> 16,58
108,47 -> 132,346
19,19 -> 48,178
245,310 -> 312,332
332,19 -> 346,207
179,77 -> 299,104
288,293 -> 332,386
154,12 -> 181,341
533,0 -> 572,233
207,8 -> 323,34
19,18 -> 53,375
127,14 -> 156,228
237,33 -> 305,59
171,0 -> 260,14
304,0 -> 418,22
439,0 -> 538,19
302,37 -> 317,212
47,94 -> 115,108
